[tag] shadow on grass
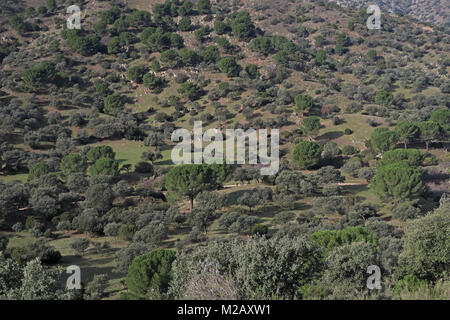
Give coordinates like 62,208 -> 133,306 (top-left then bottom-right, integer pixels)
316,131 -> 344,141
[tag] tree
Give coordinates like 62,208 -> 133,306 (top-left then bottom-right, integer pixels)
316,165 -> 345,184
377,149 -> 425,168
70,238 -> 90,256
218,57 -> 240,77
133,222 -> 168,245
21,61 -> 56,92
250,37 -> 273,56
214,20 -> 228,35
394,122 -> 420,149
126,249 -> 176,299
127,65 -> 146,83
371,162 -> 426,200
418,121 -> 442,151
160,49 -> 179,68
126,10 -> 151,29
141,150 -> 163,163
322,141 -> 341,160
197,0 -> 211,14
231,11 -> 255,41
335,33 -> 348,55
108,37 -> 121,54
1,257 -> 72,300
399,210 -> 449,281
295,94 -> 314,116
60,154 -> 86,175
178,48 -> 201,66
178,82 -> 203,101
202,45 -> 220,64
367,49 -> 377,61
143,73 -> 164,92
165,164 -> 219,210
46,0 -> 56,12
114,243 -> 151,274
429,108 -> 450,134
369,127 -> 398,154
375,90 -> 393,107
315,50 -> 326,66
178,16 -> 191,31
323,242 -> 378,299
310,227 -> 378,257
28,161 -> 49,181
84,274 -> 109,300
302,116 -> 321,139
292,141 -> 322,169
103,93 -> 125,115
87,145 -> 115,163
89,158 -> 119,176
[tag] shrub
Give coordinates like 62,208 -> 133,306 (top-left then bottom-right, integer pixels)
70,238 -> 90,256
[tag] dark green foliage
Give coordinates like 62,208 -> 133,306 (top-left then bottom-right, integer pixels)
126,249 -> 176,298
394,122 -> 420,149
292,141 -> 322,169
60,154 -> 86,175
127,65 -> 147,83
302,116 -> 321,137
371,162 -> 426,200
202,46 -> 220,64
310,227 -> 378,257
87,145 -> 115,163
250,37 -> 273,55
218,57 -> 240,77
377,149 -> 425,168
103,93 -> 126,115
89,158 -> 119,176
295,94 -> 314,115
418,121 -> 443,151
375,90 -> 394,107
28,161 -> 49,181
197,0 -> 211,14
231,11 -> 255,41
178,82 -> 203,100
369,127 -> 398,154
21,61 -> 57,92
134,162 -> 154,174
143,73 -> 164,92
165,164 -> 219,210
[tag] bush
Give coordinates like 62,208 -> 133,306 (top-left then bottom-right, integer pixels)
392,202 -> 423,220
104,222 -> 121,237
342,145 -> 359,155
341,158 -> 363,177
70,238 -> 90,256
252,224 -> 269,235
134,161 -> 154,174
118,224 -> 136,241
12,222 -> 24,233
344,128 -> 353,135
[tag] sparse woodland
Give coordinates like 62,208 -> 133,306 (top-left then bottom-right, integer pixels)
0,0 -> 449,300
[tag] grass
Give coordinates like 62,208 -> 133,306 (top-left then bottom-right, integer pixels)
0,173 -> 29,183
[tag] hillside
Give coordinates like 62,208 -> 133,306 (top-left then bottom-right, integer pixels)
0,0 -> 449,301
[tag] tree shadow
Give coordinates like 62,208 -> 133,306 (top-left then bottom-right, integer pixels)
316,131 -> 344,141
